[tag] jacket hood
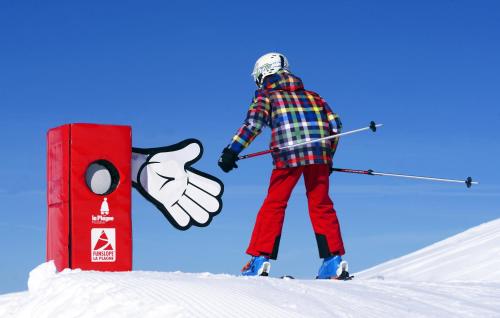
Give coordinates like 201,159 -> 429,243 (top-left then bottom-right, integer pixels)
261,70 -> 304,92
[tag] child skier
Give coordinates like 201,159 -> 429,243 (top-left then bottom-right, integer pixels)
218,53 -> 349,280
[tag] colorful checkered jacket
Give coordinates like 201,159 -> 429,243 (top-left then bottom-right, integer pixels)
228,71 -> 342,169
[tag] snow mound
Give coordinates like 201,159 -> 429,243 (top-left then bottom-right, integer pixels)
356,218 -> 500,282
0,261 -> 499,317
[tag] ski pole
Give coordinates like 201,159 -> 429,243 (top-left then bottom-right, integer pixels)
331,168 -> 479,188
239,121 -> 382,160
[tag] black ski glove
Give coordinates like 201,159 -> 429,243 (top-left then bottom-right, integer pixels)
218,148 -> 239,173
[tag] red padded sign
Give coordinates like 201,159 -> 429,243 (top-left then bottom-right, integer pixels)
47,123 -> 132,272
47,125 -> 71,272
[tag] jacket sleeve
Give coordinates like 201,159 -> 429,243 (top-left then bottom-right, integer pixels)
323,98 -> 342,156
228,91 -> 271,154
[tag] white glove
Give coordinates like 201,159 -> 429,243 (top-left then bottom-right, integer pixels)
132,139 -> 224,230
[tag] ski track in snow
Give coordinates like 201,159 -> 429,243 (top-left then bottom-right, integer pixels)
0,266 -> 499,318
2,218 -> 500,317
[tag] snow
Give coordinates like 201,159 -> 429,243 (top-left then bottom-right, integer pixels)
1,219 -> 500,318
356,218 -> 500,282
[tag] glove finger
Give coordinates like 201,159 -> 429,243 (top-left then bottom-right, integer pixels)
151,141 -> 201,166
166,204 -> 191,228
178,141 -> 202,164
187,171 -> 223,196
233,162 -> 238,169
185,184 -> 220,213
177,196 -> 209,224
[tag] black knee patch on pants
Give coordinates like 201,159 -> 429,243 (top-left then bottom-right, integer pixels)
315,233 -> 331,258
270,235 -> 281,260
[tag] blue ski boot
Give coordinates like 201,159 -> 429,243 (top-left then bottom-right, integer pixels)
317,255 -> 350,280
241,256 -> 271,276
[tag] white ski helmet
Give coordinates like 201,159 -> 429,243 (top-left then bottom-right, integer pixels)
252,52 -> 290,87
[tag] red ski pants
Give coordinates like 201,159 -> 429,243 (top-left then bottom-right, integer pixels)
246,164 -> 345,259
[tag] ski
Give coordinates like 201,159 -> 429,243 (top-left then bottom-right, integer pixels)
336,273 -> 354,281
280,275 -> 295,279
259,274 -> 354,280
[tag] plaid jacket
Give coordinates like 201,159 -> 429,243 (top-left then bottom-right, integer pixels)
229,71 -> 342,169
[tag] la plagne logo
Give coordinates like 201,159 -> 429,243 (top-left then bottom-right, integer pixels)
91,228 -> 116,262
92,197 -> 115,224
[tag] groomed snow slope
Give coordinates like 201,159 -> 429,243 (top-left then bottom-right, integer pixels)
1,262 -> 499,318
357,218 -> 500,282
1,218 -> 500,318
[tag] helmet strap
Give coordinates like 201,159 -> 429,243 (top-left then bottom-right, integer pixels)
256,73 -> 264,87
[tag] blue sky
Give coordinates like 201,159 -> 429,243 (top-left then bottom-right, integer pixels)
1,0 -> 499,293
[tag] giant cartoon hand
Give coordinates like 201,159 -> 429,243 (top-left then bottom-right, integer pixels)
132,139 -> 224,230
